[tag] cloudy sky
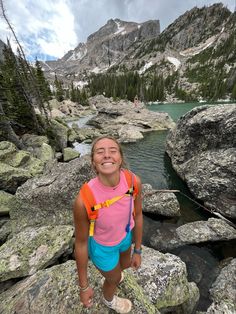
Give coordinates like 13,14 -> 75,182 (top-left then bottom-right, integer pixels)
0,0 -> 234,61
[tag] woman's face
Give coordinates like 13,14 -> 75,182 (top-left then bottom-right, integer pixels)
92,138 -> 122,175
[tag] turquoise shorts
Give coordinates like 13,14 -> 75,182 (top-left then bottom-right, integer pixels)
88,232 -> 132,272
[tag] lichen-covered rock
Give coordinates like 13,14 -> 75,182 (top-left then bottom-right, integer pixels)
142,183 -> 181,217
150,218 -> 236,251
63,147 -> 80,162
0,225 -> 74,282
206,300 -> 235,313
11,156 -> 94,232
208,258 -> 236,313
0,245 -> 198,314
0,191 -> 15,216
0,161 -> 32,193
0,141 -> 17,159
176,218 -> 236,243
50,119 -> 69,151
21,134 -> 55,162
0,141 -> 45,192
128,246 -> 199,310
0,260 -> 158,314
166,104 -> 236,218
0,220 -> 11,244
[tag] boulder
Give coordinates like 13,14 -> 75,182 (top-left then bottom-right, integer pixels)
207,258 -> 236,313
87,95 -> 175,143
0,191 -> 15,216
63,148 -> 80,162
150,218 -> 236,251
0,141 -> 45,192
49,119 -> 69,151
166,104 -> 236,219
129,246 -> 199,311
0,246 -> 199,313
68,126 -> 101,144
142,183 -> 181,217
0,162 -> 32,193
21,134 -> 55,162
10,156 -> 94,232
0,220 -> 11,245
0,225 -> 74,282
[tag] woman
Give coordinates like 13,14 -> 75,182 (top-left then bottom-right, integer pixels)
73,136 -> 143,313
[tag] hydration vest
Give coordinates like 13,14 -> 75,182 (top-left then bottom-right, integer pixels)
79,169 -> 138,236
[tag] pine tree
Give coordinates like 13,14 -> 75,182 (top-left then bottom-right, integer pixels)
34,59 -> 51,102
54,75 -> 64,101
0,73 -> 24,148
0,44 -> 37,130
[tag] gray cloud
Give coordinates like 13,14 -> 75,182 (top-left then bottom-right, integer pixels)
69,0 -> 235,43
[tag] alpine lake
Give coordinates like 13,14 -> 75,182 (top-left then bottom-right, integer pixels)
74,102 -> 236,311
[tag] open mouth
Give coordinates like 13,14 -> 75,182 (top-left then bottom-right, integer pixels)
101,162 -> 114,166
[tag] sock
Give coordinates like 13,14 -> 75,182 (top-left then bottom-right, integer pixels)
103,296 -> 114,307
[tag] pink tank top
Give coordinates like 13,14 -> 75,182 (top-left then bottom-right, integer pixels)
88,170 -> 135,246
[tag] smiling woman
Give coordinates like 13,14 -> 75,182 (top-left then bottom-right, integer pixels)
91,136 -> 124,178
73,135 -> 143,313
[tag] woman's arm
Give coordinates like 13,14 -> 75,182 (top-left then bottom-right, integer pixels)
73,194 -> 94,307
131,175 -> 143,269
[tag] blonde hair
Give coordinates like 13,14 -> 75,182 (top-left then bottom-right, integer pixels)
91,135 -> 127,172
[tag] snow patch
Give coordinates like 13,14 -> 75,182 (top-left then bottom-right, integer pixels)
91,67 -> 100,74
138,61 -> 153,74
180,35 -> 216,57
167,57 -> 181,71
114,21 -> 125,35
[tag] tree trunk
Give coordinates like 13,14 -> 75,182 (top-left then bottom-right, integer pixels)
0,99 -> 25,149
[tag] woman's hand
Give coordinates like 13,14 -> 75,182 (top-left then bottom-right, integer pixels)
80,287 -> 94,307
131,253 -> 141,270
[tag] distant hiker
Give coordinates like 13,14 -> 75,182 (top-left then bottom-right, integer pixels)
73,135 -> 143,313
134,95 -> 139,108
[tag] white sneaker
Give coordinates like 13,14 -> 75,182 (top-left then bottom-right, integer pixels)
103,295 -> 132,313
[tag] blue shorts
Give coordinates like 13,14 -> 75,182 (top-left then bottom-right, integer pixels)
88,232 -> 132,272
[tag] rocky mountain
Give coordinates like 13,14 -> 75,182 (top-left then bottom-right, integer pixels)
42,3 -> 236,101
42,18 -> 160,82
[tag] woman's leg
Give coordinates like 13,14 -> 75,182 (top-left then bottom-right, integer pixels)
99,246 -> 131,301
99,263 -> 122,301
120,246 -> 131,271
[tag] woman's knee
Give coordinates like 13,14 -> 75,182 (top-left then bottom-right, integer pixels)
105,274 -> 121,286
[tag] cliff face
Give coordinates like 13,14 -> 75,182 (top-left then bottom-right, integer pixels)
43,18 -> 160,78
